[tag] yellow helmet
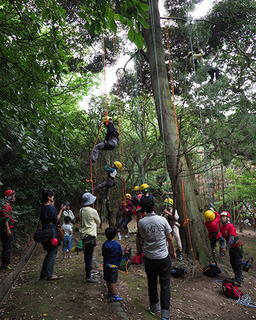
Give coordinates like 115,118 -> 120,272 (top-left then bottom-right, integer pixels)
126,193 -> 132,199
204,210 -> 215,222
103,116 -> 112,123
114,161 -> 122,169
134,186 -> 140,191
140,183 -> 149,191
164,198 -> 173,205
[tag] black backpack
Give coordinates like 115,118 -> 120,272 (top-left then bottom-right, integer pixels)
171,266 -> 187,278
203,263 -> 221,277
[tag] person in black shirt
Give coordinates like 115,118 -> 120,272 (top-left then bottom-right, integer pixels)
84,116 -> 119,166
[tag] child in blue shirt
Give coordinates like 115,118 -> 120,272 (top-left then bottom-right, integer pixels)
102,226 -> 123,302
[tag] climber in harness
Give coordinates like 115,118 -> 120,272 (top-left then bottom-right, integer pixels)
84,116 -> 119,166
188,48 -> 204,70
220,211 -> 244,287
208,67 -> 220,82
204,209 -> 225,255
90,161 -> 122,201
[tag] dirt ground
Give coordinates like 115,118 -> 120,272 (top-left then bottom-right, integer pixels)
1,219 -> 256,320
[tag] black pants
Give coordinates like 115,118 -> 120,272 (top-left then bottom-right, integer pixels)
208,67 -> 219,81
1,228 -> 14,268
229,247 -> 244,283
93,177 -> 115,198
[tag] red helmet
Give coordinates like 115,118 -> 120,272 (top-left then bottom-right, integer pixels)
220,211 -> 231,219
4,190 -> 15,197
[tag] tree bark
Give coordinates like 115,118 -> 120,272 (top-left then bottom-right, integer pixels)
142,0 -> 210,263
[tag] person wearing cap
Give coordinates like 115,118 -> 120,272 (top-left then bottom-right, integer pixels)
117,193 -> 134,240
91,161 -> 122,201
162,198 -> 183,261
84,116 -> 119,166
79,192 -> 101,283
220,211 -> 244,286
1,190 -> 16,272
204,209 -> 225,255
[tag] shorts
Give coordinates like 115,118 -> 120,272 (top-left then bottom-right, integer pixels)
103,264 -> 118,283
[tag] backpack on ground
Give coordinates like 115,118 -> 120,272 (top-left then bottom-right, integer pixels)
242,257 -> 253,272
131,253 -> 144,264
222,279 -> 243,299
203,262 -> 221,277
171,266 -> 187,278
119,247 -> 132,272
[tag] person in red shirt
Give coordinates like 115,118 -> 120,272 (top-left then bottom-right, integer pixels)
117,193 -> 134,240
1,190 -> 16,272
204,209 -> 225,255
220,211 -> 244,286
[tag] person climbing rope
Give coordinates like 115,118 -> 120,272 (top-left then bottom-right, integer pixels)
204,209 -> 225,255
188,48 -> 204,70
90,161 -> 122,200
84,116 -> 119,166
162,198 -> 183,261
220,211 -> 244,287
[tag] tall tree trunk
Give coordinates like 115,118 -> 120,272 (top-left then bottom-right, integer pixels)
143,0 -> 210,263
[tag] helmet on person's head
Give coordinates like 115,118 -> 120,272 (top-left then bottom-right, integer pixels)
126,193 -> 132,199
140,183 -> 149,192
220,211 -> 231,219
114,161 -> 122,169
103,116 -> 112,124
4,190 -> 15,200
134,186 -> 140,192
164,198 -> 173,206
204,210 -> 215,222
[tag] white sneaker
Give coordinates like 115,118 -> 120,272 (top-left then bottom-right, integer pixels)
118,233 -> 122,241
124,233 -> 129,238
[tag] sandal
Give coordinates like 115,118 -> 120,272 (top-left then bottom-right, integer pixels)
47,275 -> 63,281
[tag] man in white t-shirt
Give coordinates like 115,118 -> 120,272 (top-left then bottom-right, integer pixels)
138,198 -> 176,320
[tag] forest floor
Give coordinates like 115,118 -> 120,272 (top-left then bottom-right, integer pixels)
0,220 -> 256,320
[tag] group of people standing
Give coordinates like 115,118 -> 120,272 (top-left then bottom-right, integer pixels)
204,208 -> 244,286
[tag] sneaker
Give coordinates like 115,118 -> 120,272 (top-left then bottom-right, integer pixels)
234,280 -> 242,287
1,265 -> 13,272
83,160 -> 94,166
85,276 -> 98,283
107,292 -> 112,298
91,269 -> 99,275
124,233 -> 129,238
212,249 -> 215,255
161,318 -> 170,320
149,309 -> 161,316
118,233 -> 122,241
178,251 -> 183,261
110,294 -> 123,302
